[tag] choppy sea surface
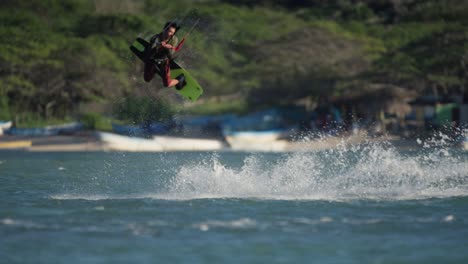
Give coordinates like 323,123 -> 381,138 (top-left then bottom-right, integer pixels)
1,139 -> 468,263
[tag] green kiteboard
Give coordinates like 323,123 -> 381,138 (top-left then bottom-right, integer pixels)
130,37 -> 203,102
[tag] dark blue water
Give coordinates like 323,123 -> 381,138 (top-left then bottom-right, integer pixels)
1,141 -> 468,263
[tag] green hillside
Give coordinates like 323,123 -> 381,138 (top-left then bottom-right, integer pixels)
0,0 -> 466,127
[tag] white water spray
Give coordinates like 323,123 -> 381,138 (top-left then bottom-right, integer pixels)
166,139 -> 468,201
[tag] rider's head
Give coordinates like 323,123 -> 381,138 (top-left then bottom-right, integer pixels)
163,21 -> 180,38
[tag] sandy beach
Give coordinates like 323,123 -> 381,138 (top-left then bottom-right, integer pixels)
0,132 -> 105,152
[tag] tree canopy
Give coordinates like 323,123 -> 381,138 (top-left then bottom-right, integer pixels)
0,0 -> 466,126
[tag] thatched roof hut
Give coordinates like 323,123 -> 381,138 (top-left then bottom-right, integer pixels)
333,83 -> 417,118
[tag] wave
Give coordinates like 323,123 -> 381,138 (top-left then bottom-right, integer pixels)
165,139 -> 468,201
51,135 -> 468,202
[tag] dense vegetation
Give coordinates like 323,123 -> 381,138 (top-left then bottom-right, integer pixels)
0,0 -> 467,127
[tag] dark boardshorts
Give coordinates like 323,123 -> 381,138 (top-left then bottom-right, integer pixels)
143,59 -> 171,87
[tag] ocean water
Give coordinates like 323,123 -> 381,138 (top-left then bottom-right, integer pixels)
1,140 -> 468,263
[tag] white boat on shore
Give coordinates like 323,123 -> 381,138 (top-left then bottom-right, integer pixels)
224,130 -> 291,152
0,121 -> 12,136
97,132 -> 225,152
220,108 -> 300,152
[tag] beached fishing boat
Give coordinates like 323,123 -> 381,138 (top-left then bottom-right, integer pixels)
111,121 -> 175,137
221,109 -> 298,151
111,123 -> 147,137
4,122 -> 83,136
97,132 -> 225,152
98,132 -> 163,151
223,129 -> 292,151
0,121 -> 12,136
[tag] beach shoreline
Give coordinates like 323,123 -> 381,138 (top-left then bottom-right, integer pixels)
0,131 -> 428,152
0,132 -> 105,152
